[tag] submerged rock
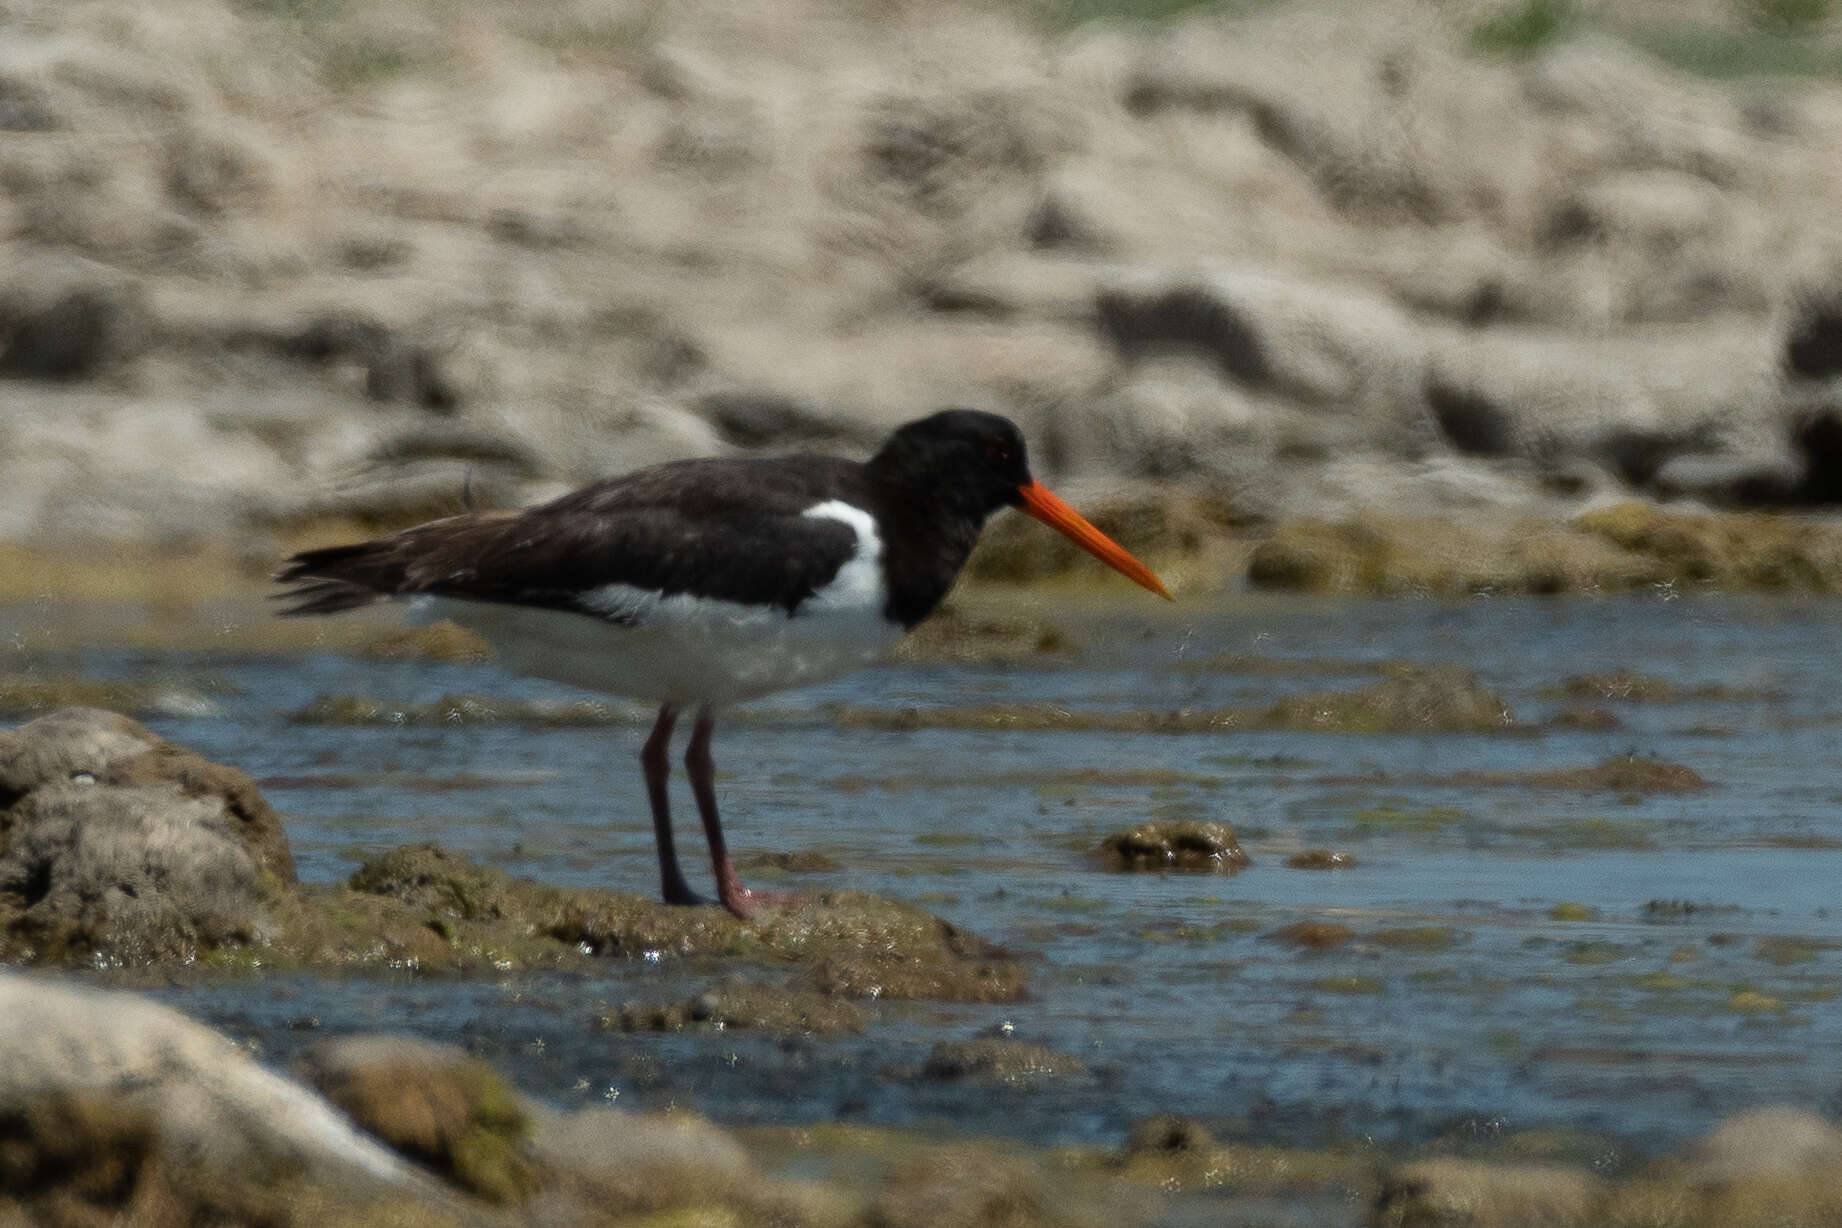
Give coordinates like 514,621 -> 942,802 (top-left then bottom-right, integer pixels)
602,982 -> 866,1035
1097,820 -> 1246,872
920,1037 -> 1089,1084
1458,754 -> 1707,793
1264,921 -> 1356,951
1285,849 -> 1358,870
0,707 -> 294,965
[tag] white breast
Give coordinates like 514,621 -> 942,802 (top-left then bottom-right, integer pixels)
412,500 -> 903,707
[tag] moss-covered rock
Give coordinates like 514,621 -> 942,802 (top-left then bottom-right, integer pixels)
301,1035 -> 537,1204
1285,849 -> 1358,870
601,982 -> 866,1035
1097,819 -> 1245,872
920,1037 -> 1089,1084
1264,921 -> 1356,950
0,708 -> 296,966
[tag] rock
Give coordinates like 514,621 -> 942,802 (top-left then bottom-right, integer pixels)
1454,755 -> 1705,793
1123,1114 -> 1215,1156
1097,820 -> 1246,873
1285,849 -> 1357,870
1264,921 -> 1355,951
0,280 -> 148,381
1374,1157 -> 1605,1228
280,313 -> 458,412
1672,1107 -> 1842,1187
603,982 -> 866,1035
1266,665 -> 1514,733
0,707 -> 295,965
532,1106 -> 753,1220
299,1034 -> 537,1203
920,1037 -> 1089,1084
0,973 -> 442,1222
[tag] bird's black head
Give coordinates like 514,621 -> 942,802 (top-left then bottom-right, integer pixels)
869,409 -> 1032,519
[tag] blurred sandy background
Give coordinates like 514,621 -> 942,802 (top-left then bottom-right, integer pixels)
5,0 -> 1842,580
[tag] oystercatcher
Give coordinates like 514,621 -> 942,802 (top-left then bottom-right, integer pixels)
277,410 -> 1170,918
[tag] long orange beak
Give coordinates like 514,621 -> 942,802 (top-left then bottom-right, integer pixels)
1016,481 -> 1174,600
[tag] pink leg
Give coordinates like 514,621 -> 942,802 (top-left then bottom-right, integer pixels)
640,704 -> 702,906
684,705 -> 790,920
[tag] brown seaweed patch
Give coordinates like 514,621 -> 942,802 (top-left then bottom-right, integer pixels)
833,665 -> 1517,735
1096,820 -> 1246,872
1285,849 -> 1359,870
1542,668 -> 1778,704
1370,926 -> 1458,951
919,1037 -> 1089,1084
1458,754 -> 1706,793
1265,921 -> 1355,950
599,982 -> 866,1035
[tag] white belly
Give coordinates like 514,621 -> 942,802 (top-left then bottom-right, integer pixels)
415,592 -> 901,706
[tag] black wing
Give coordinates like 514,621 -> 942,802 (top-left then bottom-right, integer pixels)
276,456 -> 866,619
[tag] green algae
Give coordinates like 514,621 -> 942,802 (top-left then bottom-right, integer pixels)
1370,926 -> 1458,951
1345,805 -> 1467,835
1549,903 -> 1599,922
1510,817 -> 1657,850
1285,849 -> 1359,869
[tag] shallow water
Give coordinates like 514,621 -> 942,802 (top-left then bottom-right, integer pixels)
9,593 -> 1842,1157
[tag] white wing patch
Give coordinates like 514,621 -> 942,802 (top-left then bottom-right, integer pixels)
799,499 -> 884,615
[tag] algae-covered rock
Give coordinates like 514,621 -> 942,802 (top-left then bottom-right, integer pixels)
1459,754 -> 1706,793
1265,664 -> 1515,733
1285,849 -> 1358,870
1097,819 -> 1246,872
1575,502 -> 1842,592
0,708 -> 295,965
1264,921 -> 1356,950
920,1037 -> 1089,1084
348,842 -> 534,923
603,982 -> 866,1035
300,1034 -> 537,1204
1241,506 -> 1842,596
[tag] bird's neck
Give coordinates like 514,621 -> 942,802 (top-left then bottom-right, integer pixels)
863,470 -> 991,629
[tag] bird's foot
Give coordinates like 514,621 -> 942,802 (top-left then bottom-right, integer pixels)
660,878 -> 708,908
717,883 -> 803,922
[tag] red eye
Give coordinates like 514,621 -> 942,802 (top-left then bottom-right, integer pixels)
987,440 -> 1011,462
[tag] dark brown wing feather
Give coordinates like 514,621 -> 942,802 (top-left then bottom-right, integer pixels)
275,457 -> 868,619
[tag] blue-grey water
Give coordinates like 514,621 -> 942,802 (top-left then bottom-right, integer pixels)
9,593 -> 1842,1157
